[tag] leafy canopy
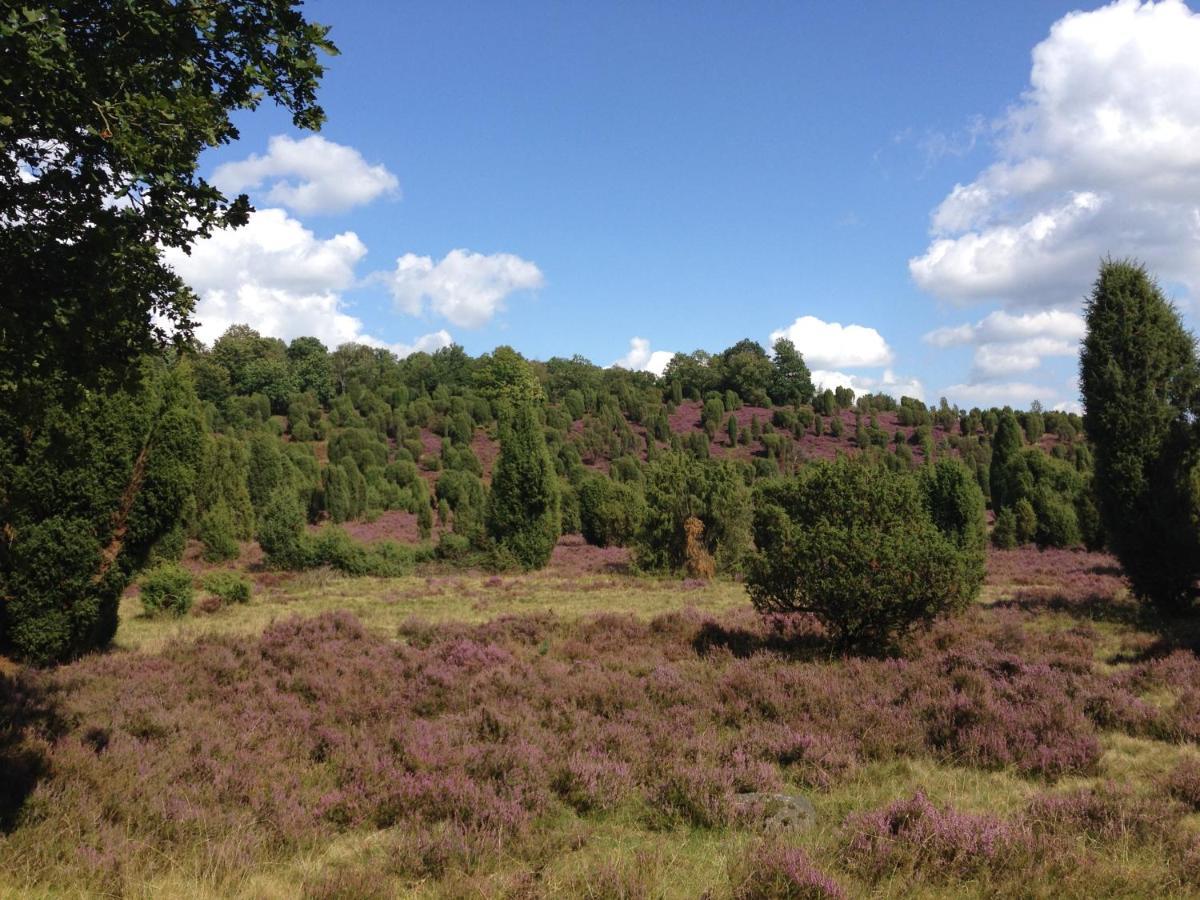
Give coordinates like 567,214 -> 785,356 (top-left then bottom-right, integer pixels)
0,1 -> 336,393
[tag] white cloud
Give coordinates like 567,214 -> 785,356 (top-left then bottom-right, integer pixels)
164,207 -> 448,356
939,381 -> 1055,410
212,134 -> 399,215
971,338 -> 1078,379
612,337 -> 675,376
388,330 -> 454,359
924,309 -> 1086,347
769,315 -> 894,369
387,249 -> 545,328
811,368 -> 924,402
924,309 -> 1086,380
910,0 -> 1200,308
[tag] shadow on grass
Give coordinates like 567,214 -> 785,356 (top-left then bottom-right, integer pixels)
0,669 -> 64,833
991,591 -> 1148,628
692,619 -> 832,662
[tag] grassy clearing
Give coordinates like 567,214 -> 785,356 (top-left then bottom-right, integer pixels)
114,568 -> 749,654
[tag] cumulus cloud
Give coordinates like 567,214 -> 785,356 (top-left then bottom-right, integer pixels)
811,368 -> 925,402
164,207 -> 447,357
212,135 -> 399,215
924,309 -> 1086,380
924,309 -> 1086,347
612,337 -> 675,376
910,0 -> 1200,308
388,330 -> 454,358
768,315 -> 894,369
939,381 -> 1055,410
387,249 -> 545,328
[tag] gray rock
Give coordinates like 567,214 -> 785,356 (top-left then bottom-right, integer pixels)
731,791 -> 816,832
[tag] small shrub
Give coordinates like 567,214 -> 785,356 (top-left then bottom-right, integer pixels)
197,502 -> 239,562
140,564 -> 194,617
1014,497 -> 1038,544
842,791 -> 1033,880
201,571 -> 252,605
992,507 -> 1018,549
1164,760 -> 1200,810
730,842 -> 847,900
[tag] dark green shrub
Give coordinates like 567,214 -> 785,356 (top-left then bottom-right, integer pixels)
198,501 -> 240,562
989,411 -> 1030,513
1081,259 -> 1200,613
0,360 -> 203,663
1014,498 -> 1038,544
559,480 -> 582,535
747,458 -> 982,652
579,476 -> 645,547
992,507 -> 1018,549
435,530 -> 474,562
202,571 -> 252,604
257,488 -> 312,570
1033,488 -> 1081,549
140,564 -> 194,617
635,452 -> 751,573
486,403 -> 561,570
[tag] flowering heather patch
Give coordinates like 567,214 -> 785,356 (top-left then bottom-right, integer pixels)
1,570 -> 1195,894
730,841 -> 847,899
1026,781 -> 1183,844
986,546 -> 1132,615
1163,759 -> 1200,810
842,791 -> 1035,880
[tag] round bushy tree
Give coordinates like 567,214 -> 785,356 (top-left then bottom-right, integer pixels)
1081,260 -> 1200,613
486,402 -> 561,570
747,458 -> 983,652
635,452 -> 751,573
578,475 -> 645,547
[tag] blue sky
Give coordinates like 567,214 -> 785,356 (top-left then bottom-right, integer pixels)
167,0 -> 1200,412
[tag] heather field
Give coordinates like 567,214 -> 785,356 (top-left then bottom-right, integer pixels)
5,545 -> 1200,899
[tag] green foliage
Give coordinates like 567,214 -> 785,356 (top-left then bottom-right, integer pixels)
0,4 -> 334,395
992,507 -> 1018,549
769,337 -> 815,406
139,564 -> 194,618
196,435 -> 255,539
201,571 -> 252,605
701,397 -> 725,438
308,528 -> 414,577
635,452 -> 751,573
989,410 -> 1031,512
246,432 -> 288,512
578,476 -> 645,547
1081,260 -> 1200,613
747,458 -> 983,651
718,339 -> 773,406
198,502 -> 240,562
1014,498 -> 1038,545
0,360 -> 203,662
486,403 -> 561,570
287,337 -> 334,404
257,489 -> 311,570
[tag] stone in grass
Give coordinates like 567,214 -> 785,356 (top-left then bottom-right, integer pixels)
732,792 -> 816,832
